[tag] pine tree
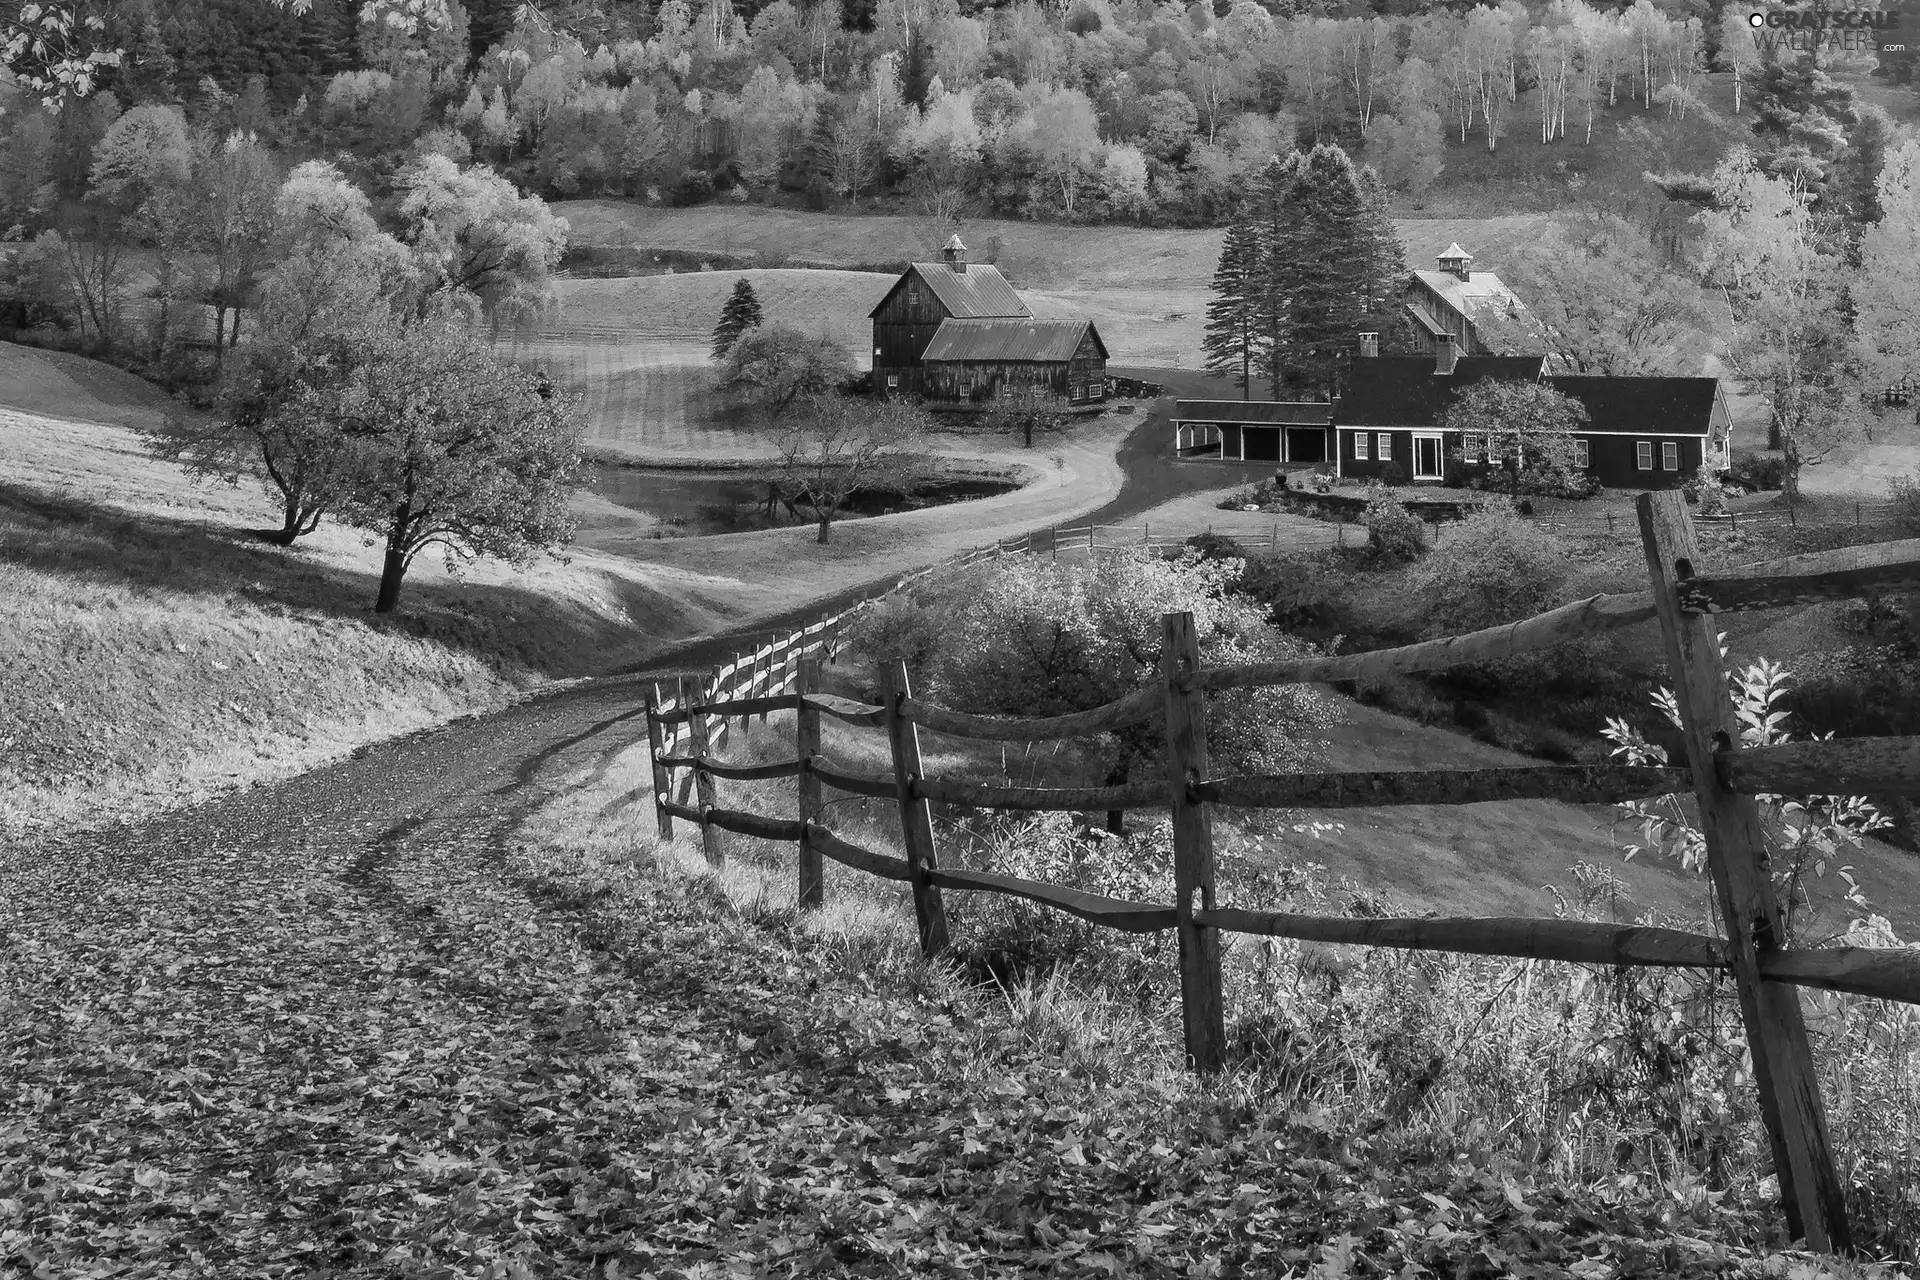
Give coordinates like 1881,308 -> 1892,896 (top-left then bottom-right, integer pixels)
1250,151 -> 1303,399
713,277 -> 764,360
1285,144 -> 1374,397
1246,144 -> 1406,400
1201,215 -> 1261,399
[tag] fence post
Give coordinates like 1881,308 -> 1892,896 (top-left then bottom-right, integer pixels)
1730,508 -> 1739,535
680,675 -> 726,869
644,683 -> 674,841
883,659 -> 950,958
1789,502 -> 1797,529
795,658 -> 825,910
1088,525 -> 1096,552
1052,531 -> 1059,563
1636,490 -> 1849,1253
1160,611 -> 1225,1074
1607,509 -> 1615,535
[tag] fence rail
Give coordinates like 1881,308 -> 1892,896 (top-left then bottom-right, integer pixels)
643,497 -> 1920,1254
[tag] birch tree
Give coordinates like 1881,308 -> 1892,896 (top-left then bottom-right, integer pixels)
1852,137 -> 1920,408
1335,17 -> 1394,138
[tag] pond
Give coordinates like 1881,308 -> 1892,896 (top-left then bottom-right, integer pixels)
590,465 -> 1020,537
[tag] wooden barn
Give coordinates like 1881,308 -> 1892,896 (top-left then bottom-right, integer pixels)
869,236 -> 1108,408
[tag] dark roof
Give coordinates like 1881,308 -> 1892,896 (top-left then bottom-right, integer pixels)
868,262 -> 1031,320
920,318 -> 1105,363
1336,356 -> 1547,427
1171,400 -> 1332,425
1545,376 -> 1723,437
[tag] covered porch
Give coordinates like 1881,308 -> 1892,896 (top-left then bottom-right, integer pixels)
1170,400 -> 1335,464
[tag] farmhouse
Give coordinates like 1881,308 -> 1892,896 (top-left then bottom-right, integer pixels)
868,236 -> 1108,408
1333,352 -> 1733,489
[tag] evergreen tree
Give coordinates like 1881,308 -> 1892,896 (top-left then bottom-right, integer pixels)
1282,144 -> 1375,398
712,277 -> 764,359
1201,214 -> 1261,399
1249,151 -> 1302,399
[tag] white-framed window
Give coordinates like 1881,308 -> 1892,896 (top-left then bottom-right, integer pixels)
1574,438 -> 1590,469
1376,432 -> 1392,460
1636,441 -> 1653,470
887,374 -> 899,389
1464,433 -> 1487,461
1353,432 -> 1370,461
874,345 -> 883,356
1662,441 -> 1679,471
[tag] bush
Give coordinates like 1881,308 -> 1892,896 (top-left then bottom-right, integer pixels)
1240,549 -> 1355,636
1891,473 -> 1920,536
1379,459 -> 1410,486
951,813 -> 1174,1003
1363,485 -> 1426,565
1726,452 -> 1785,492
1185,531 -> 1245,562
1416,507 -> 1571,637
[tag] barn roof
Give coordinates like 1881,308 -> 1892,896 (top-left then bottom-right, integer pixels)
1171,400 -> 1333,425
1336,356 -> 1547,427
921,318 -> 1106,363
1545,376 -> 1723,436
868,262 -> 1032,320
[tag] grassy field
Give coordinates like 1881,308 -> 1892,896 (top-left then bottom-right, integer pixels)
0,347 -> 745,838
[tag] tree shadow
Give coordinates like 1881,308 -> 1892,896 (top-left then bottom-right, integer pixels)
0,481 -> 686,680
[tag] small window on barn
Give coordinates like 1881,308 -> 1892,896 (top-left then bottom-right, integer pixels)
1636,441 -> 1652,470
1662,441 -> 1679,471
1574,438 -> 1590,469
1353,432 -> 1369,461
1376,433 -> 1392,460
887,375 -> 899,389
874,346 -> 882,356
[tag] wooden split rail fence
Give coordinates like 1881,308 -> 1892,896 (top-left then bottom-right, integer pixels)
644,491 -> 1920,1254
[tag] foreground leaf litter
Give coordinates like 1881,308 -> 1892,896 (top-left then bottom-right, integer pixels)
0,800 -> 1900,1278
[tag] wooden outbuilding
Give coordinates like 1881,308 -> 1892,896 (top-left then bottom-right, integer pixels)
1167,400 -> 1334,462
869,236 -> 1108,408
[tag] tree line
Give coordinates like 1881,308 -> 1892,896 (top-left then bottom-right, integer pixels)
6,0 -> 1898,235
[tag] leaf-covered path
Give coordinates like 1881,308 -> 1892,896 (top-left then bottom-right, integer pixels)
0,673 -> 1893,1278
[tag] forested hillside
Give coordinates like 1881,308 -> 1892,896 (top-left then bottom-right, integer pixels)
2,0 -> 1911,232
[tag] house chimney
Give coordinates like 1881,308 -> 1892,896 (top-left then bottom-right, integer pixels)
1435,334 -> 1458,376
941,233 -> 968,273
1358,331 -> 1379,358
1436,242 -> 1472,281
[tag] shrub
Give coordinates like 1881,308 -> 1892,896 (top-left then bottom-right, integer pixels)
1240,549 -> 1355,636
1892,473 -> 1920,536
1416,507 -> 1571,637
1185,531 -> 1245,562
1379,459 -> 1410,486
1363,486 -> 1426,564
951,813 -> 1174,1003
1309,469 -> 1334,494
1726,451 -> 1785,492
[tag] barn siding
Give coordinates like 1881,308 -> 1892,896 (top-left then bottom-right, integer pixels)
872,272 -> 953,376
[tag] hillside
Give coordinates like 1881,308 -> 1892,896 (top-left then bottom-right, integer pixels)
0,347 -> 734,839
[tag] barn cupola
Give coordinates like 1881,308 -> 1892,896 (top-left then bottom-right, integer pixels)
1436,243 -> 1472,280
941,233 -> 968,274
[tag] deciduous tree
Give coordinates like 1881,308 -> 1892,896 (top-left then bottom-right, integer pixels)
1853,137 -> 1920,407
717,323 -> 854,418
774,394 -> 925,543
981,382 -> 1070,448
1440,377 -> 1590,500
321,317 -> 587,613
393,154 -> 568,330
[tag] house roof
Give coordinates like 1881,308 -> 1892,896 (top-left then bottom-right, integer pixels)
1404,300 -> 1450,338
868,262 -> 1031,320
920,318 -> 1106,363
1171,400 -> 1333,425
1336,356 -> 1547,427
1545,376 -> 1723,437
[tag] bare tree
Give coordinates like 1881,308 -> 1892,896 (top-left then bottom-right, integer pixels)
774,395 -> 926,543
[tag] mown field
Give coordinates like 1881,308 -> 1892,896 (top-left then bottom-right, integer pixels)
524,216 -> 1557,456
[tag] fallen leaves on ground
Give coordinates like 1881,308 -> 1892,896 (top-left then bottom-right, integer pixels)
1,820 -> 1907,1279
